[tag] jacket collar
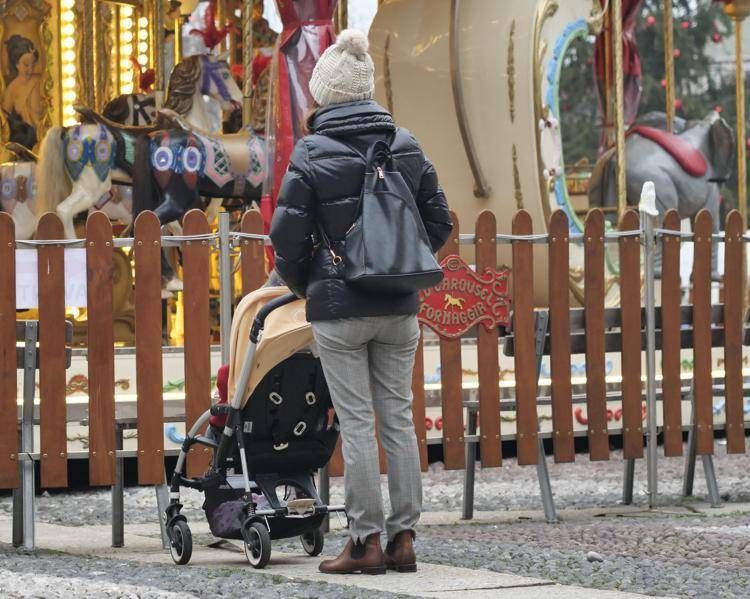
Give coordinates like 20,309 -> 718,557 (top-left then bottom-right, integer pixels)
311,100 -> 396,137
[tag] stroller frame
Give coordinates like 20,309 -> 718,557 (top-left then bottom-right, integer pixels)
164,293 -> 346,567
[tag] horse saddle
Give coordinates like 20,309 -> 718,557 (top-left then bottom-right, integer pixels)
5,142 -> 38,162
156,108 -> 263,189
628,125 -> 708,178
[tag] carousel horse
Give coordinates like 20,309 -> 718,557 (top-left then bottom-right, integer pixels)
0,153 -> 36,239
589,110 -> 734,274
36,53 -> 240,239
132,108 -> 265,226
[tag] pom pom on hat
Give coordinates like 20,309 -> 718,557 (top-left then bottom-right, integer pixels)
335,29 -> 369,57
309,29 -> 375,107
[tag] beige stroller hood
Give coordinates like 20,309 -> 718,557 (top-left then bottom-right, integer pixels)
228,287 -> 312,409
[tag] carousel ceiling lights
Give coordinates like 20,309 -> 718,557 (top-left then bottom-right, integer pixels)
137,15 -> 149,68
60,0 -> 77,125
120,6 -> 135,94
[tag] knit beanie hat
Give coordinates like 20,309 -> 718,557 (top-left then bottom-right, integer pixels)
309,29 -> 375,107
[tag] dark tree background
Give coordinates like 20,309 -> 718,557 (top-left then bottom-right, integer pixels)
559,0 -> 743,213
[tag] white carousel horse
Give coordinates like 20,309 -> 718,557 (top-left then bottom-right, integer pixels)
0,157 -> 36,239
36,53 -> 241,239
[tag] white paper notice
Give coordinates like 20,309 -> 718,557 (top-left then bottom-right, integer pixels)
15,248 -> 88,309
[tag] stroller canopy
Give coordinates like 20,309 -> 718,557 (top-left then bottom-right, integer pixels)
228,287 -> 312,409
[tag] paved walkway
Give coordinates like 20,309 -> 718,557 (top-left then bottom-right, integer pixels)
0,515 -> 660,598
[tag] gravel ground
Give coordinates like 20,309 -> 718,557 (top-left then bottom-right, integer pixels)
0,543 -> 406,599
281,512 -> 750,599
2,441 -> 750,597
1,441 -> 747,527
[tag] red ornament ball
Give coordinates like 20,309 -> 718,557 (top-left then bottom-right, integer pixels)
660,79 -> 667,88
715,105 -> 723,113
674,99 -> 682,110
680,21 -> 690,29
673,48 -> 681,58
713,32 -> 722,43
646,15 -> 656,26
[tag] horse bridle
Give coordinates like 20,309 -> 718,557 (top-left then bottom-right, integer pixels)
201,56 -> 233,104
132,95 -> 156,126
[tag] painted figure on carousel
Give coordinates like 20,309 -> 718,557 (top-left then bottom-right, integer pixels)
2,35 -> 43,148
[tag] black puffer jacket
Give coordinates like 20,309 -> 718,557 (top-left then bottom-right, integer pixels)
270,100 -> 452,321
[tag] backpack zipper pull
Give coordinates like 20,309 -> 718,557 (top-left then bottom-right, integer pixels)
376,166 -> 384,180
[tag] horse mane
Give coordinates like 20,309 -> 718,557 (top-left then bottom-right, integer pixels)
163,55 -> 202,116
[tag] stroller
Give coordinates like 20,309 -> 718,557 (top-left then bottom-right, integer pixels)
165,288 -> 345,568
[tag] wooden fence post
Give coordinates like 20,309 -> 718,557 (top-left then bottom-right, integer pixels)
134,212 -> 166,484
37,213 -> 68,488
86,212 -> 116,486
692,210 -> 714,455
512,210 -> 538,466
241,210 -> 266,295
475,211 -> 501,467
619,209 -> 644,459
548,210 -> 574,463
411,333 -> 428,471
723,210 -> 745,453
183,210 -> 212,476
438,212 -> 465,470
583,209 -> 609,461
0,213 -> 17,488
660,209 -> 683,457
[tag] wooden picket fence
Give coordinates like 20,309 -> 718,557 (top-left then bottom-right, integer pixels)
0,206 -> 747,492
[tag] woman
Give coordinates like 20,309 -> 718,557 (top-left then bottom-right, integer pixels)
270,29 -> 451,575
2,35 -> 43,148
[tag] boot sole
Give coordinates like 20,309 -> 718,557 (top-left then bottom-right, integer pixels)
319,566 -> 387,575
387,564 -> 417,573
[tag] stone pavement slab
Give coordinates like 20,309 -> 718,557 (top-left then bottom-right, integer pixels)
0,519 -> 660,598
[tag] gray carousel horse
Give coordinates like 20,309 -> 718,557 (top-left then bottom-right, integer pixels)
589,110 -> 734,273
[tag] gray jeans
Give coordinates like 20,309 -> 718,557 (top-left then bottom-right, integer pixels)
312,314 -> 422,543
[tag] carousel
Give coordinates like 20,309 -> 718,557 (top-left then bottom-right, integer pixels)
0,0 -> 352,346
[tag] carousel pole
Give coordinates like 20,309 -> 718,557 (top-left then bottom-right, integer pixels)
612,0 -> 627,217
663,0 -> 675,131
174,12 -> 182,68
335,1 -> 348,33
736,16 -> 747,228
724,1 -> 750,228
242,0 -> 254,125
151,0 -> 166,107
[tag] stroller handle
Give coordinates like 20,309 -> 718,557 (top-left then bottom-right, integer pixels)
250,293 -> 299,343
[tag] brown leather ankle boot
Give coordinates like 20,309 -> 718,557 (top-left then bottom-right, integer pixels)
385,530 -> 417,572
318,533 -> 386,575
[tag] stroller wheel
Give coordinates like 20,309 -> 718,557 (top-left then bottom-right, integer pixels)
243,522 -> 271,569
300,528 -> 325,557
300,528 -> 324,557
169,521 -> 193,565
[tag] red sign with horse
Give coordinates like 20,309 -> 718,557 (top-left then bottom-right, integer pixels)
418,255 -> 511,339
